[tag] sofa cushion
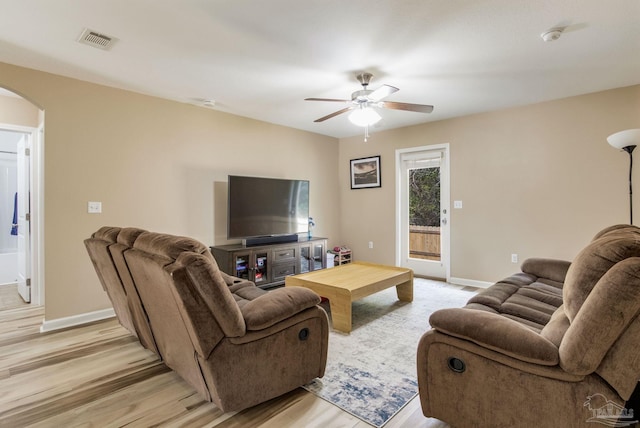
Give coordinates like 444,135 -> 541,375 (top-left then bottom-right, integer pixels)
134,231 -> 209,260
117,227 -> 146,246
465,275 -> 563,331
429,308 -> 559,365
240,286 -> 321,330
92,225 -> 120,242
106,227 -> 161,355
563,225 -> 640,321
176,252 -> 246,338
560,257 -> 640,375
520,258 -> 571,285
84,227 -> 137,335
539,305 -> 571,347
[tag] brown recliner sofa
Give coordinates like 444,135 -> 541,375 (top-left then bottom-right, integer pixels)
417,224 -> 640,428
85,226 -> 160,355
85,226 -> 329,412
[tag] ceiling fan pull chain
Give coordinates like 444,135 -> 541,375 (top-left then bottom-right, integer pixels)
364,124 -> 370,142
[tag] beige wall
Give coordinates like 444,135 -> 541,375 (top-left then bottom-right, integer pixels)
0,93 -> 39,126
339,85 -> 640,283
0,61 -> 340,321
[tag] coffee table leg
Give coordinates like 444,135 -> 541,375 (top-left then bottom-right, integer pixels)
328,293 -> 352,333
396,279 -> 413,302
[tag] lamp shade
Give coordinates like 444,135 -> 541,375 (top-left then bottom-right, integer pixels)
607,129 -> 640,150
349,106 -> 381,127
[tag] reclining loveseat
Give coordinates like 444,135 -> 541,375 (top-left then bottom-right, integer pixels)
85,226 -> 329,412
418,224 -> 640,427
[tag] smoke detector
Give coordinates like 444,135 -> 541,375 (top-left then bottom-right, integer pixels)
77,28 -> 116,50
541,28 -> 563,42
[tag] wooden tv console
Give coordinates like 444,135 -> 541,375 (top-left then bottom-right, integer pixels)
210,237 -> 327,289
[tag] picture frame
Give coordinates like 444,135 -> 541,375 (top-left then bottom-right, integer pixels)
350,155 -> 381,189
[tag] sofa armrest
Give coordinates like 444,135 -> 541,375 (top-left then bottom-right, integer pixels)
429,308 -> 559,365
521,258 -> 571,284
240,286 -> 321,330
220,270 -> 251,287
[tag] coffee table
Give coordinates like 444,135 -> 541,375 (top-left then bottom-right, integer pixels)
285,261 -> 413,333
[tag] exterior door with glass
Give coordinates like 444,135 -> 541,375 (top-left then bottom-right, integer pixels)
396,145 -> 450,280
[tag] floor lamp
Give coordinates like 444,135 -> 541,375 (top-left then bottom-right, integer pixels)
607,129 -> 640,225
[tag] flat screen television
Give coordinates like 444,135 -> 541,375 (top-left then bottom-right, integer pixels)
227,175 -> 309,241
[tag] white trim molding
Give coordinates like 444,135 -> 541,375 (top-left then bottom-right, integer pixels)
40,308 -> 115,333
449,277 -> 493,289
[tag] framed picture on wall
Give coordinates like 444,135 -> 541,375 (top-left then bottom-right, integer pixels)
350,155 -> 381,189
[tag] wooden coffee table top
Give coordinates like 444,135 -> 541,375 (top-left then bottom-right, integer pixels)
287,261 -> 411,295
286,262 -> 413,333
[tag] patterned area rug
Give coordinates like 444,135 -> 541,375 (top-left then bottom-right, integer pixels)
303,278 -> 477,427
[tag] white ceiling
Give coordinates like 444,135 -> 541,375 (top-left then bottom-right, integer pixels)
0,0 -> 638,139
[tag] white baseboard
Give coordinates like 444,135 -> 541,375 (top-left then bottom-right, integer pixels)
449,277 -> 493,289
40,308 -> 116,333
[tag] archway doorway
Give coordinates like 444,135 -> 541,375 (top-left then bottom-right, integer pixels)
0,87 -> 44,310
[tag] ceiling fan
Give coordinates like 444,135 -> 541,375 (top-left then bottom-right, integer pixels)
305,72 -> 434,124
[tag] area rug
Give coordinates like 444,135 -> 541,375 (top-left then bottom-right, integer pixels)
302,278 -> 477,427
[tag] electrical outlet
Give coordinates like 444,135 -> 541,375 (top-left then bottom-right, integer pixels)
511,253 -> 518,263
368,241 -> 374,249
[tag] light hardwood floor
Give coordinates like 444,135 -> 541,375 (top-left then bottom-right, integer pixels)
0,302 -> 450,427
0,283 -> 26,310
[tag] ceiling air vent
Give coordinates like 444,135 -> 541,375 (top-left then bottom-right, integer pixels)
77,28 -> 116,50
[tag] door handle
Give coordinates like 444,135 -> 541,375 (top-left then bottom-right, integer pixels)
442,218 -> 447,225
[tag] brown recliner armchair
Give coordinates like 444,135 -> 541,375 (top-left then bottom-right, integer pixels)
417,224 -> 640,428
87,227 -> 329,412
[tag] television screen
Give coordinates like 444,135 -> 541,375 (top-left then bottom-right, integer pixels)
228,175 -> 309,239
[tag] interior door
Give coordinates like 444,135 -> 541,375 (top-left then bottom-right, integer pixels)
396,145 -> 450,280
16,135 -> 30,302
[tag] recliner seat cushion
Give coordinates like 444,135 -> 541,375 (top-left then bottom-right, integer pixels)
465,275 -> 564,331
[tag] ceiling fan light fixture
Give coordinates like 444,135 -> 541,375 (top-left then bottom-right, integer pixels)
349,106 -> 381,127
541,28 -> 563,42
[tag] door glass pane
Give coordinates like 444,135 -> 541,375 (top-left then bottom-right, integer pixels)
300,246 -> 311,273
234,254 -> 250,279
408,166 -> 441,261
313,244 -> 324,270
255,252 -> 268,283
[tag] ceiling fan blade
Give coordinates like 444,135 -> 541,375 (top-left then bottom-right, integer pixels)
379,101 -> 434,113
305,97 -> 351,103
368,84 -> 399,102
314,107 -> 353,122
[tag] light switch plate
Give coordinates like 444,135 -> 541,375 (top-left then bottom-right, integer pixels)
454,200 -> 463,209
88,201 -> 102,213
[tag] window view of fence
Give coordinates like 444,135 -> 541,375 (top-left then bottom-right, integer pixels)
409,167 -> 441,261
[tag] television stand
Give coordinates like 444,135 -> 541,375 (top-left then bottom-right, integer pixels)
211,237 -> 327,289
242,234 -> 298,247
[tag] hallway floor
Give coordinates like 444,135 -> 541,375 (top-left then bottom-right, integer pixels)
0,283 -> 28,310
